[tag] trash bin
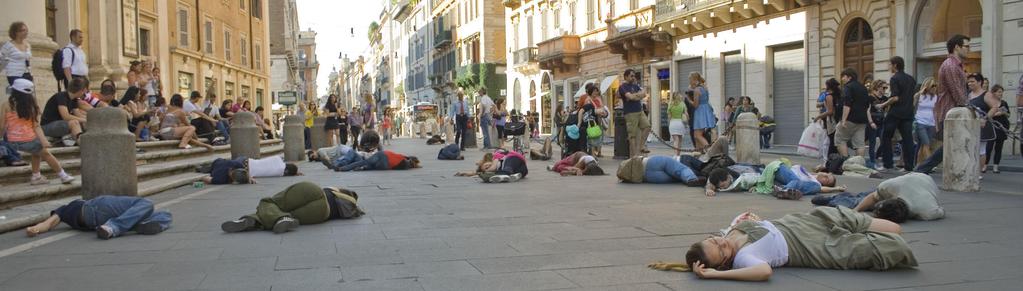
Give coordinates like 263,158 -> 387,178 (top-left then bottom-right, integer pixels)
613,108 -> 629,160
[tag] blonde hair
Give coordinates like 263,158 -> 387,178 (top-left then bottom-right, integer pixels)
915,77 -> 936,100
689,72 -> 706,85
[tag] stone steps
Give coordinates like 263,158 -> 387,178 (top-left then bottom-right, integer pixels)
0,143 -> 284,210
0,171 -> 210,234
0,139 -> 282,186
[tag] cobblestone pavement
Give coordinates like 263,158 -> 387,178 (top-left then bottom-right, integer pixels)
1,138 -> 1021,291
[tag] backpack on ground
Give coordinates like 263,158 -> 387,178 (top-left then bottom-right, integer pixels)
437,143 -> 463,160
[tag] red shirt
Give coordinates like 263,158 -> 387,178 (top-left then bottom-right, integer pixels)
384,150 -> 406,169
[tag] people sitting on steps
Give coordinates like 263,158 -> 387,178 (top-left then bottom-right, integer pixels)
40,76 -> 88,146
1,79 -> 75,185
220,182 -> 365,234
25,195 -> 171,240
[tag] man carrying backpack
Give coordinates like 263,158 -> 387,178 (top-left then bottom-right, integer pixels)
52,29 -> 87,91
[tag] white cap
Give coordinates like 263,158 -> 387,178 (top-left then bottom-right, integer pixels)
10,79 -> 33,94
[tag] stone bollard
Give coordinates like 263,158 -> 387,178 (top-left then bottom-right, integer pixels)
942,107 -> 980,192
734,112 -> 760,164
81,107 -> 137,198
464,120 -> 478,148
230,112 -> 261,159
282,115 -> 305,162
309,117 -> 327,150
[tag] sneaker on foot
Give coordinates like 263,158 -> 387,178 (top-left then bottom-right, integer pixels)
135,221 -> 165,235
59,174 -> 75,184
272,217 -> 299,234
489,175 -> 510,183
96,225 -> 115,240
772,185 -> 803,200
29,175 -> 48,185
508,173 -> 522,182
221,217 -> 257,233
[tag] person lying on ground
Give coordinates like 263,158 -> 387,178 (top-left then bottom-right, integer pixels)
426,134 -> 445,145
454,150 -> 533,182
547,151 -> 603,176
221,181 -> 364,234
336,150 -> 421,171
813,154 -> 880,178
812,172 -> 944,222
25,196 -> 172,240
703,160 -> 845,199
647,207 -> 916,281
617,155 -> 707,186
200,156 -> 301,184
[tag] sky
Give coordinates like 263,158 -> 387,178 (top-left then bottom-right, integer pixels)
296,0 -> 387,97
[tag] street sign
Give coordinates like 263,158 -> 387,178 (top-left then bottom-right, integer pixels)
277,91 -> 298,105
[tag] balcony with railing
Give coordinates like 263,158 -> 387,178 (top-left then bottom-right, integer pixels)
434,28 -> 452,49
654,0 -> 733,23
604,5 -> 671,62
537,35 -> 581,72
513,47 -> 538,66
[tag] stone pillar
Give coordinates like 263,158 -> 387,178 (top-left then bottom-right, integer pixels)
81,108 -> 137,198
309,117 -> 327,150
230,112 -> 261,159
942,107 -> 980,192
734,113 -> 760,164
464,120 -> 478,149
282,115 -> 305,162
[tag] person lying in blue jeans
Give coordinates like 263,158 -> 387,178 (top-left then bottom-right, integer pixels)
644,156 -> 706,186
338,150 -> 421,171
772,164 -> 844,199
25,196 -> 172,240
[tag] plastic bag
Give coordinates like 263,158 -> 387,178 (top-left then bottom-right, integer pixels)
797,121 -> 828,160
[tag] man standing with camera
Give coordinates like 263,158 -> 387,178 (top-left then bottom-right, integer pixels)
619,69 -> 650,158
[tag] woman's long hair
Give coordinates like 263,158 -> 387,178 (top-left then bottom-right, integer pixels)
825,78 -> 841,99
915,77 -> 936,101
9,90 -> 39,122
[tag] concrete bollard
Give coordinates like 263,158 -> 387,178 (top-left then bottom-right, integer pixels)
309,117 -> 327,150
942,107 -> 980,192
230,112 -> 261,159
282,115 -> 305,162
464,120 -> 478,149
81,107 -> 137,198
734,112 -> 760,164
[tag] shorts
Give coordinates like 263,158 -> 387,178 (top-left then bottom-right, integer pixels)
835,122 -> 866,150
625,111 -> 650,139
10,139 -> 43,154
588,136 -> 602,148
42,120 -> 71,138
159,127 -> 180,139
914,123 -> 935,145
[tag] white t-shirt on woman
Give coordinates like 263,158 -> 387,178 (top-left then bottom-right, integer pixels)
732,221 -> 789,269
0,41 -> 32,77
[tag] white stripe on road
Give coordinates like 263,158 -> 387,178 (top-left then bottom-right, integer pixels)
0,186 -> 224,259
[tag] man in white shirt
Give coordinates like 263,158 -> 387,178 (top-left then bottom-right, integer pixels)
62,29 -> 88,90
247,155 -> 301,178
476,87 -> 495,149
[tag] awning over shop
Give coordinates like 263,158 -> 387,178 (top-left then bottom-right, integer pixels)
599,75 -> 619,95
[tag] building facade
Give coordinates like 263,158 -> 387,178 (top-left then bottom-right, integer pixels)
0,1 -> 271,118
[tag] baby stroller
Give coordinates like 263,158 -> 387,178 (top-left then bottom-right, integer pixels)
504,110 -> 528,153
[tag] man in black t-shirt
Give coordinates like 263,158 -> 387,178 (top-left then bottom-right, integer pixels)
835,68 -> 874,159
40,77 -> 89,144
877,57 -> 917,171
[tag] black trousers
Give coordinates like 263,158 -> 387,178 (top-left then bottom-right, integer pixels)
455,115 -> 469,149
879,116 -> 915,170
349,126 -> 360,147
986,139 -> 1005,165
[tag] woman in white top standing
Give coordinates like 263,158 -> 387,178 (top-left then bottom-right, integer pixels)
912,78 -> 938,166
2,22 -> 34,85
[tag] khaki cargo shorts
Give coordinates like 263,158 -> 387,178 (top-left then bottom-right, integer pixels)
835,122 -> 866,149
625,112 -> 650,139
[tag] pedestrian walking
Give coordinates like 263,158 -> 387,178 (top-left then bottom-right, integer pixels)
835,68 -> 873,159
877,57 -> 917,172
324,94 -> 341,146
688,72 -> 715,152
916,34 -> 971,173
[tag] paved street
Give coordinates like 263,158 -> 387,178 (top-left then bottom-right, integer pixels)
1,138 -> 1022,291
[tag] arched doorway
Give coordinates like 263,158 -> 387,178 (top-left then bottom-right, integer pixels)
512,78 -> 521,111
843,18 -> 874,80
529,80 -> 537,113
913,0 -> 983,80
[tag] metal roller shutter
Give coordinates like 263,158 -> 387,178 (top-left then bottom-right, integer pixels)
771,45 -> 805,145
723,53 -> 742,100
675,58 -> 702,91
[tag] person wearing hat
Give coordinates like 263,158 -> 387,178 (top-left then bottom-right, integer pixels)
220,181 -> 365,234
0,79 -> 74,184
25,195 -> 172,240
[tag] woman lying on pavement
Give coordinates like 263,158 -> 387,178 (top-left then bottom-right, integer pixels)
455,149 -> 532,182
648,207 -> 917,281
221,181 -> 364,234
547,151 -> 603,176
